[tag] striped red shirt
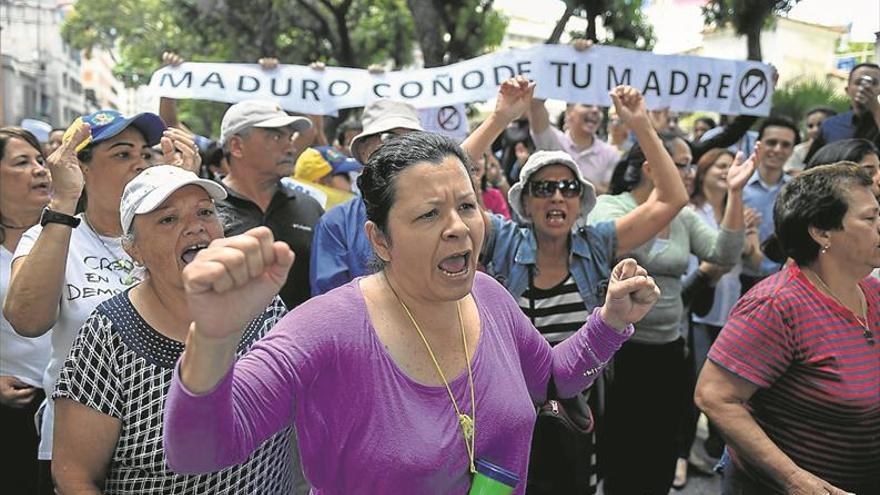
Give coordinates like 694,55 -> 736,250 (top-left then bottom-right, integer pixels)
709,264 -> 880,493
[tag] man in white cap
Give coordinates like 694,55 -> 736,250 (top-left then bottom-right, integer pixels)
214,100 -> 323,309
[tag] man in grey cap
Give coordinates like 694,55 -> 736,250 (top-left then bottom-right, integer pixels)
310,77 -> 535,295
214,99 -> 324,309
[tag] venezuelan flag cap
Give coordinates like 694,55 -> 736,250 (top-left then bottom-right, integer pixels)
62,110 -> 166,152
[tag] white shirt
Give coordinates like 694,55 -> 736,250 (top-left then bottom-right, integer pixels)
0,246 -> 52,387
14,217 -> 142,459
531,126 -> 620,186
689,203 -> 743,328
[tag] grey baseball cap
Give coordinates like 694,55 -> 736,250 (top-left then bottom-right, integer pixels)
350,99 -> 424,161
508,150 -> 597,225
219,100 -> 312,146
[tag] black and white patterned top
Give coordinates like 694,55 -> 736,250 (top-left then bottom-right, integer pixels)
517,274 -> 591,344
54,291 -> 295,494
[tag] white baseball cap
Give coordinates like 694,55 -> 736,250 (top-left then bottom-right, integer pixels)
121,165 -> 227,235
219,100 -> 312,146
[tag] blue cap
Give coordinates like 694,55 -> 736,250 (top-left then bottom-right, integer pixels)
64,110 -> 166,152
314,146 -> 362,175
474,459 -> 519,488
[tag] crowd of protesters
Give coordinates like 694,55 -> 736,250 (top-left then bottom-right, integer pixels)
0,43 -> 878,495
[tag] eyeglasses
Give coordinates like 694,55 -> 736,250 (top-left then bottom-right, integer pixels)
527,179 -> 582,198
378,130 -> 410,143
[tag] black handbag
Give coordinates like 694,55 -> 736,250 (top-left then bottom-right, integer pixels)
526,380 -> 596,495
523,266 -> 597,494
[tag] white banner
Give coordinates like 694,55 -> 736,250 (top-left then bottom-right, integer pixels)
419,103 -> 469,142
148,44 -> 774,116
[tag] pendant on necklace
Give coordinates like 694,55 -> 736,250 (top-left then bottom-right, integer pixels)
458,413 -> 474,441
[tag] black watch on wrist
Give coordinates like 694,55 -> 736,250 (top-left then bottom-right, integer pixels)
39,207 -> 81,228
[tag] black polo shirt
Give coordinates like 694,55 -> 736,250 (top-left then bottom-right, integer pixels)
215,181 -> 324,309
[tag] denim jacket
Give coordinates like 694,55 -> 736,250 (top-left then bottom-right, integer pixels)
483,214 -> 618,312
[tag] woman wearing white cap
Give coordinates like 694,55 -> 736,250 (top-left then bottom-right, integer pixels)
50,166 -> 297,494
2,110 -> 197,488
480,86 -> 689,494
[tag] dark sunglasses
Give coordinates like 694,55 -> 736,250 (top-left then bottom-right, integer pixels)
527,179 -> 582,198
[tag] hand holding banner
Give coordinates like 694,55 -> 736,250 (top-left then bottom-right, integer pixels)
148,44 -> 775,116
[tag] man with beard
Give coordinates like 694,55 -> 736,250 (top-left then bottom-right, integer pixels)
214,100 -> 323,309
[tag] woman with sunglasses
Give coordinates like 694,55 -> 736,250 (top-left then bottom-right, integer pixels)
588,130 -> 752,494
481,86 -> 690,494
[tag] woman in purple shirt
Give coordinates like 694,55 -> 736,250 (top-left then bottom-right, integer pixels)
163,132 -> 660,494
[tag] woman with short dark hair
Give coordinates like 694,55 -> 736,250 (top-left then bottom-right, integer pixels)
0,127 -> 53,494
162,131 -> 662,494
696,163 -> 880,494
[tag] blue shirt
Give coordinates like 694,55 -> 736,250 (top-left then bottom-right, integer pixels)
483,215 -> 618,311
742,170 -> 790,277
818,110 -> 859,143
309,198 -> 373,296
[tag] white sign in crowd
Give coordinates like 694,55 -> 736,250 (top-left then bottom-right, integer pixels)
149,44 -> 775,117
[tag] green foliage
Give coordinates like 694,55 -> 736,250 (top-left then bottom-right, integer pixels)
61,0 -> 509,132
406,0 -> 507,67
771,79 -> 849,124
61,0 -> 417,83
702,0 -> 799,33
702,0 -> 801,60
561,0 -> 655,51
443,1 -> 508,60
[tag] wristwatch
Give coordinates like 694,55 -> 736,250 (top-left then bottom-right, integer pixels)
39,207 -> 81,228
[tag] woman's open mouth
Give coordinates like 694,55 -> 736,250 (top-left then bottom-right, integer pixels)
546,209 -> 567,227
180,243 -> 208,265
437,251 -> 471,277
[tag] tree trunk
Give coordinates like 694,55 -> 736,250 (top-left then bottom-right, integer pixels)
547,2 -> 576,44
406,0 -> 447,67
586,14 -> 598,42
585,3 -> 603,42
746,22 -> 762,61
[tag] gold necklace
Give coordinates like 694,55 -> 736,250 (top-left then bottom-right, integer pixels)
804,268 -> 874,346
385,273 -> 477,474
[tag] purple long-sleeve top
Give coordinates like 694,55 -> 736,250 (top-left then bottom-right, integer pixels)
164,272 -> 632,494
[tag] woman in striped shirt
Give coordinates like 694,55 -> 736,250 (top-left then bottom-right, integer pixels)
483,86 -> 690,494
696,163 -> 880,495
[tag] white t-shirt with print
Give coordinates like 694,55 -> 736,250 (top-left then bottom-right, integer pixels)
13,217 -> 142,459
1,246 -> 52,387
